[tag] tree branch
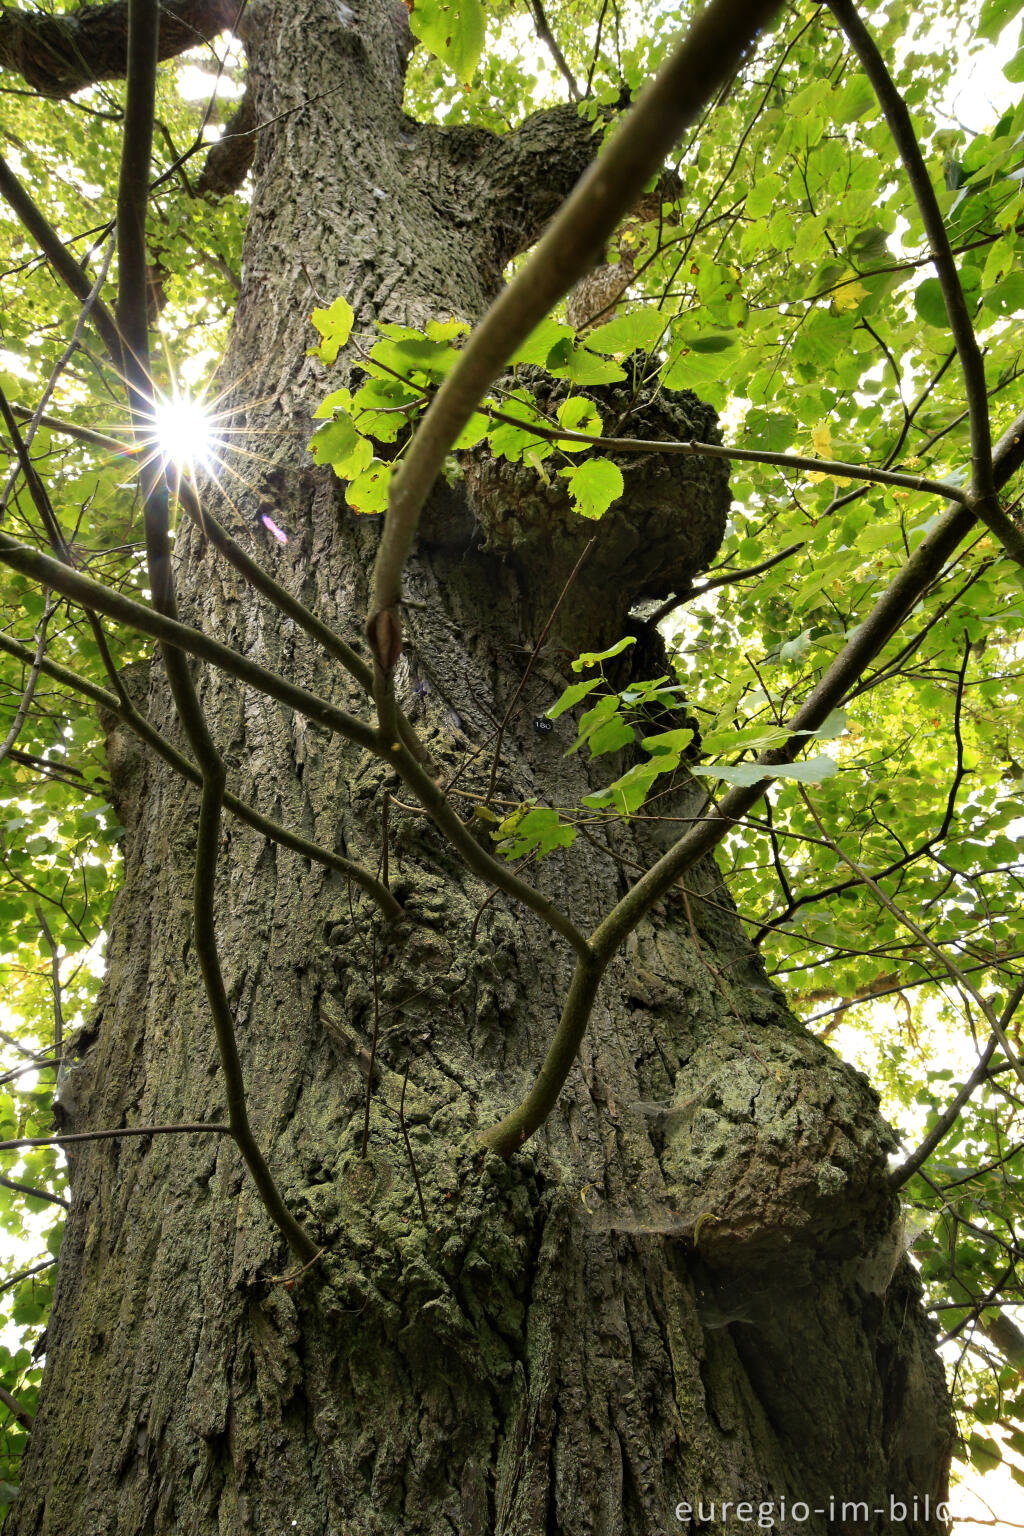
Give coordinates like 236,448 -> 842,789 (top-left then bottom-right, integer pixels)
117,0 -> 317,1263
890,981 -> 1024,1192
824,0 -> 1024,576
0,1383 -> 35,1431
0,1169 -> 68,1210
194,81 -> 256,195
0,1125 -> 229,1152
0,0 -> 240,99
0,530 -> 381,753
477,401 -> 975,504
526,0 -> 581,101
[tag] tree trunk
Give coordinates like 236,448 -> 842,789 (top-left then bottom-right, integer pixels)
10,4 -> 953,1532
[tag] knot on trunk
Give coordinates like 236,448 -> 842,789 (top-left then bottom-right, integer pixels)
659,1023 -> 898,1268
440,366 -> 730,646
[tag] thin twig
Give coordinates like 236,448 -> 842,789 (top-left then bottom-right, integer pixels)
0,1123 -> 230,1151
361,935 -> 380,1159
0,630 -> 403,920
0,236 -> 116,517
527,0 -> 581,99
824,0 -> 1024,574
0,1258 -> 55,1299
797,786 -> 1024,1091
646,542 -> 804,627
0,1172 -> 69,1211
890,981 -> 1024,1191
485,536 -> 595,804
0,594 -> 54,767
400,1069 -> 428,1224
33,904 -> 64,1065
0,154 -> 124,365
0,1383 -> 35,1431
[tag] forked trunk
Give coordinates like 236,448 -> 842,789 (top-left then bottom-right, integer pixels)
10,4 -> 952,1532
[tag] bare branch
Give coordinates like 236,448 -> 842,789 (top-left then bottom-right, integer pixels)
890,981 -> 1024,1192
194,82 -> 256,195
0,595 -> 54,768
0,1172 -> 69,1211
0,1125 -> 229,1152
0,629 -> 403,919
117,0 -> 317,1263
0,0 -> 240,99
0,1383 -> 35,1431
0,155 -> 123,365
526,0 -> 581,101
825,0 -> 1024,573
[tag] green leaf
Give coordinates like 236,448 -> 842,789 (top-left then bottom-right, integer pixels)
308,296 -> 354,364
494,806 -> 575,861
582,759 -> 667,816
488,402 -> 549,462
640,727 -> 694,756
369,334 -> 460,382
509,319 -> 575,367
743,408 -> 796,452
546,341 -> 626,386
914,278 -> 948,329
566,458 -> 623,520
984,270 -> 1024,317
572,636 -> 636,671
453,412 -> 489,449
746,173 -> 784,218
346,460 -> 392,515
691,755 -> 838,787
586,714 -> 635,756
310,419 -> 373,481
555,395 -> 602,451
546,679 -> 603,718
408,0 -> 486,85
312,387 -> 352,420
978,0 -> 1024,40
583,309 -> 666,353
352,376 -> 421,443
833,75 -> 876,124
309,416 -> 360,467
687,332 -> 738,354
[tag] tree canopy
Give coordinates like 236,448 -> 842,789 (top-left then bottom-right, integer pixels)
1,0 -> 1023,1516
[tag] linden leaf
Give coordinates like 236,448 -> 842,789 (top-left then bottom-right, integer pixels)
691,755 -> 838,787
567,457 -> 623,520
832,277 -> 868,313
346,459 -> 391,515
556,396 -> 602,453
811,422 -> 833,458
309,296 -> 354,365
409,0 -> 486,85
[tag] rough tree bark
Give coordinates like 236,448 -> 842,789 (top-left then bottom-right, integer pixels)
10,3 -> 953,1532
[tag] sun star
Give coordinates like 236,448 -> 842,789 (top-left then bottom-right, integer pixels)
152,392 -> 215,473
